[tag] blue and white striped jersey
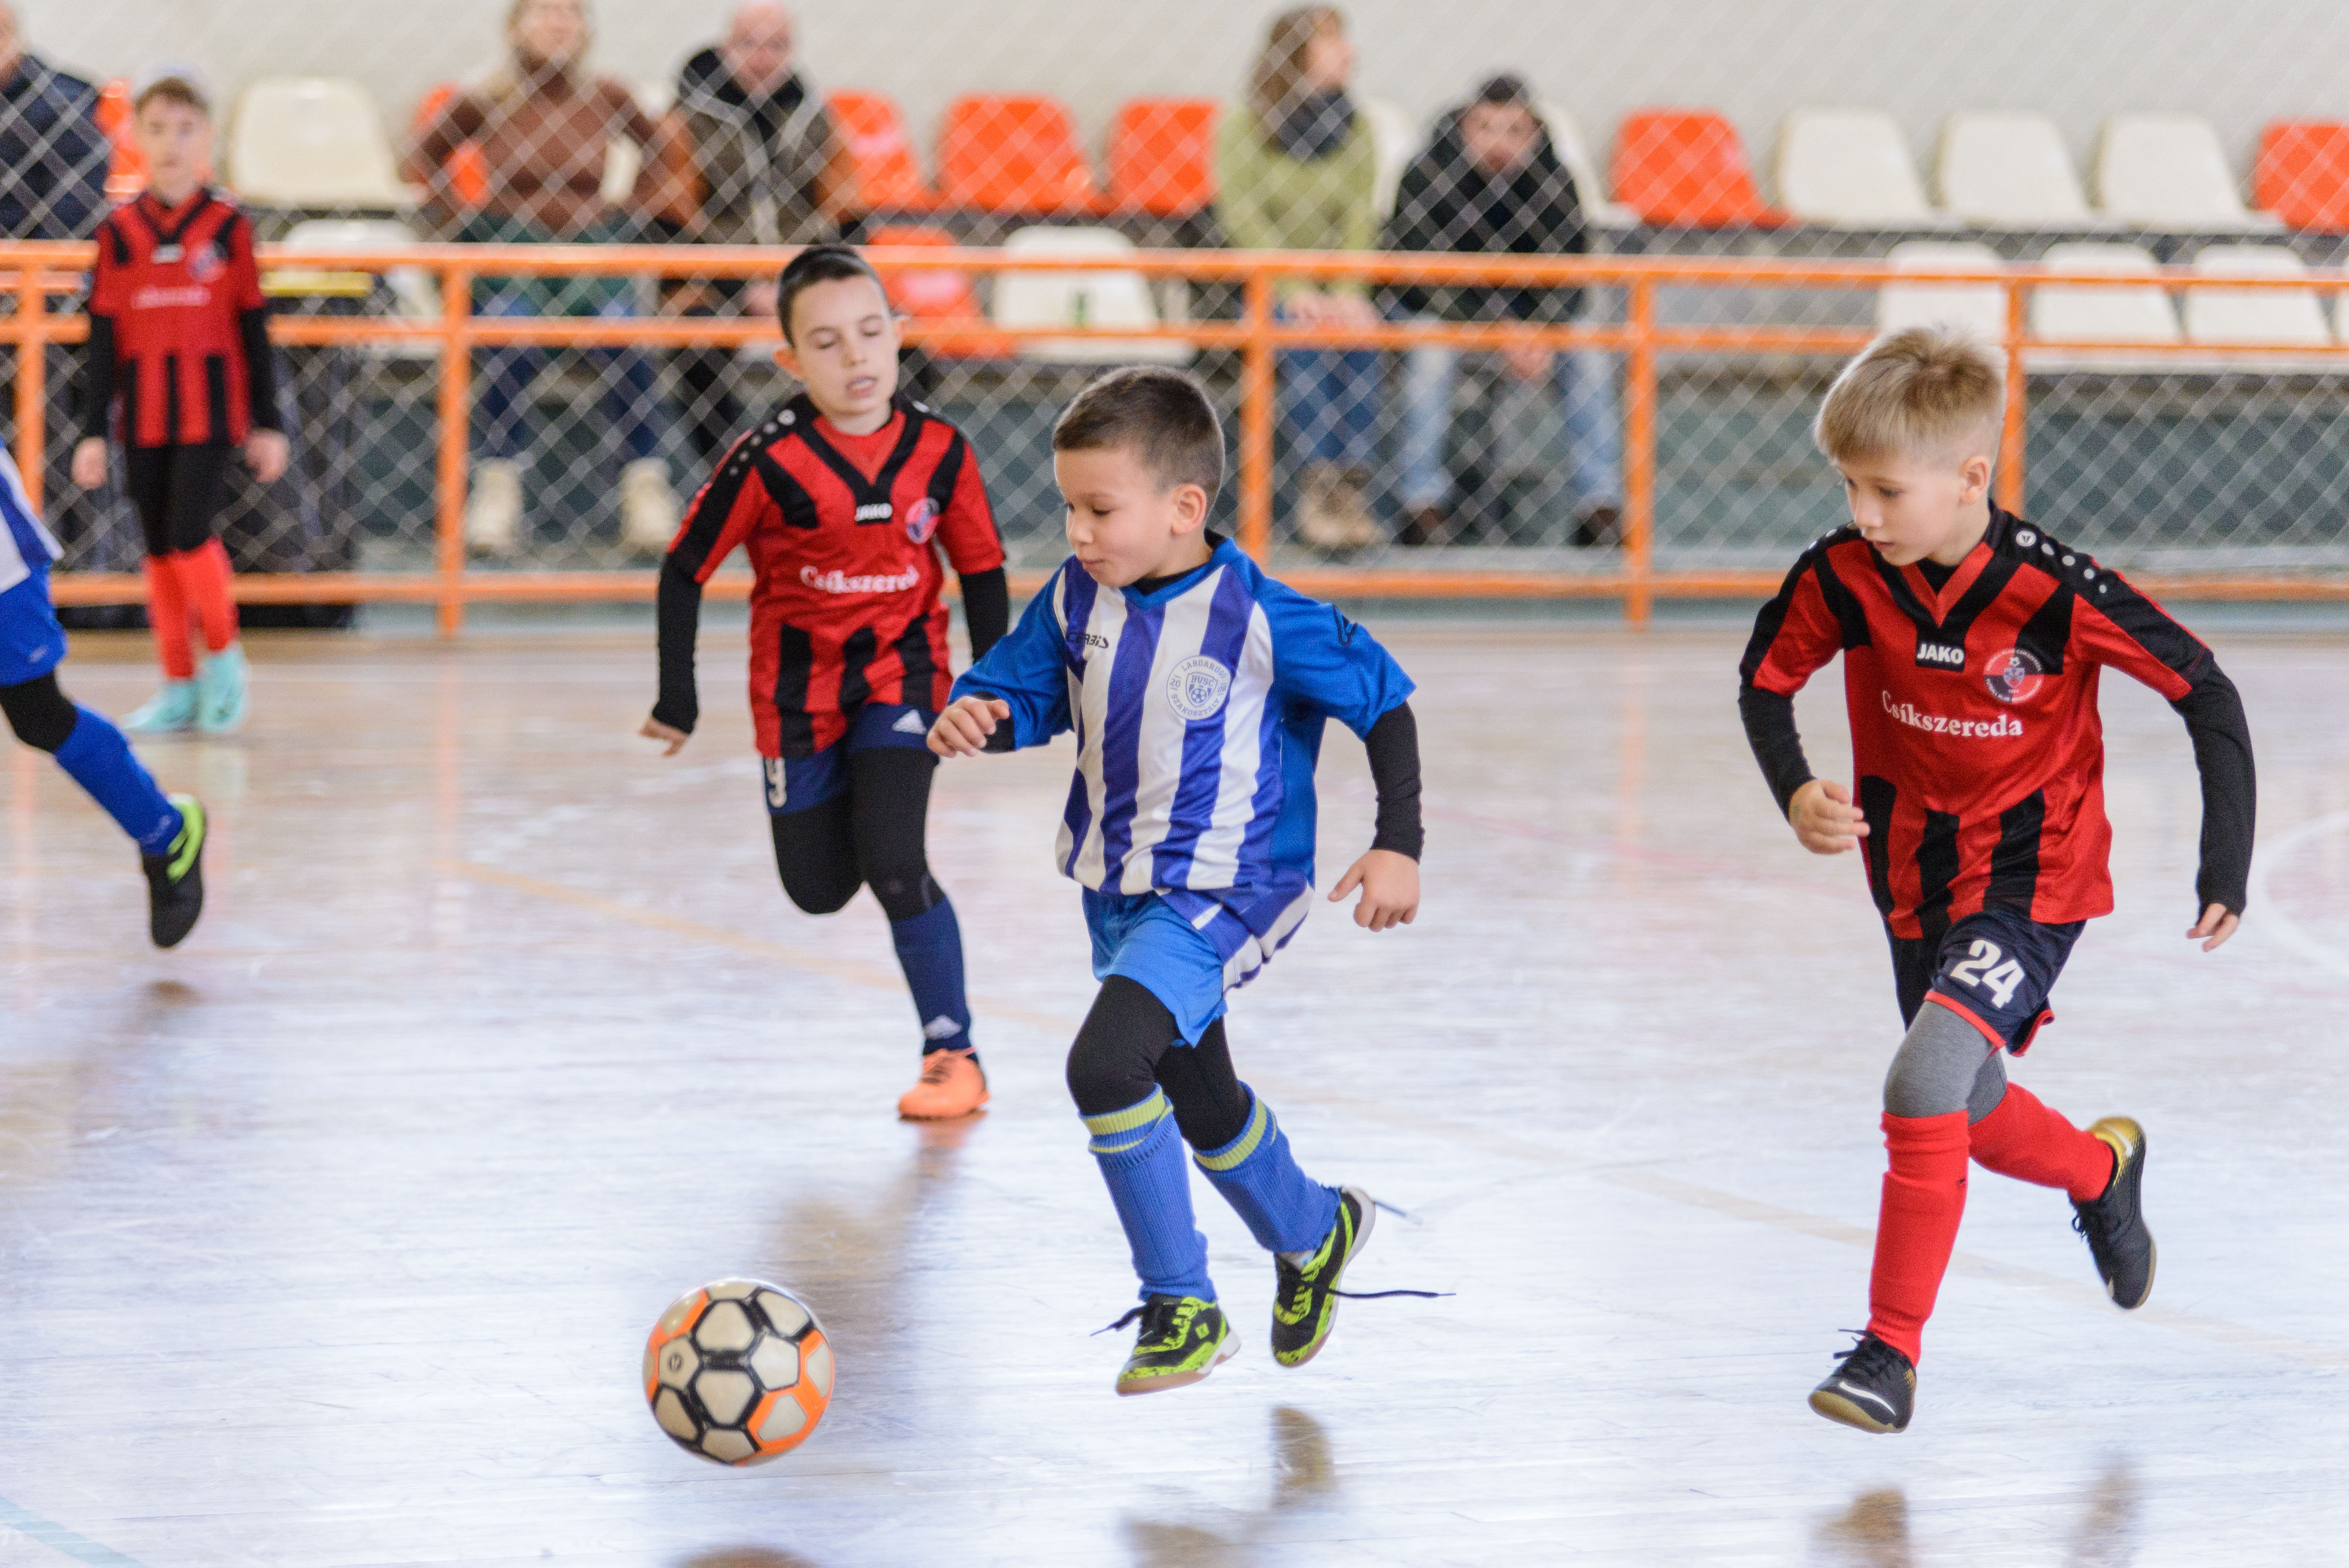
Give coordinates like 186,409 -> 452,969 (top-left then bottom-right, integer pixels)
953,537 -> 1414,947
0,448 -> 60,594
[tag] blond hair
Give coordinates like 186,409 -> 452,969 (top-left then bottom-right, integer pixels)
1247,6 -> 1342,139
1814,325 -> 2004,464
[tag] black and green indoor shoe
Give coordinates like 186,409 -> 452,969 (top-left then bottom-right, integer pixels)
141,795 -> 206,949
1106,1295 -> 1237,1396
1272,1185 -> 1375,1368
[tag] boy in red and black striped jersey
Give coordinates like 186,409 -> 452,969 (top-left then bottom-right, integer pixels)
70,71 -> 285,736
641,246 -> 1009,1121
1739,327 -> 2255,1435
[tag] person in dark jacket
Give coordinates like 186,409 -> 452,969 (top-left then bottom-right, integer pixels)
0,3 -> 107,241
1386,74 -> 1620,546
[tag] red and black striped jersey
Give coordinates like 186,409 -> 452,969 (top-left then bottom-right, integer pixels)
1739,507 -> 2255,937
663,393 -> 1005,758
85,188 -> 275,448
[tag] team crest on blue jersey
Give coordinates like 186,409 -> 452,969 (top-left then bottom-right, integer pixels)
1166,654 -> 1233,722
1983,647 -> 2045,704
904,497 -> 940,545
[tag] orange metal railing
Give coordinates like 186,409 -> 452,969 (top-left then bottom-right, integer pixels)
7,241 -> 2349,631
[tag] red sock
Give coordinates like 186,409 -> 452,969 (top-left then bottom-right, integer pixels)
1865,1110 -> 1970,1365
1969,1085 -> 2114,1202
182,540 -> 238,655
143,555 -> 194,680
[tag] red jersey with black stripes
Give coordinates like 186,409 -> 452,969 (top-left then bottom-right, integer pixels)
87,188 -> 268,447
1739,507 -> 2240,936
666,393 -> 1004,758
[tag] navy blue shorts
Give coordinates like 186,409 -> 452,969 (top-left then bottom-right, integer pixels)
0,570 -> 67,688
1888,905 -> 2085,1055
762,702 -> 935,816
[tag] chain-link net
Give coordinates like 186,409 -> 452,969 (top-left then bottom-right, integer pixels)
6,0 -> 2349,597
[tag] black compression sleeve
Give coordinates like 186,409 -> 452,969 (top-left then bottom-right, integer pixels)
238,305 -> 283,432
961,565 -> 1009,662
80,314 -> 116,442
1739,686 -> 1815,818
1364,701 -> 1424,860
652,557 -> 704,733
2172,662 -> 2256,914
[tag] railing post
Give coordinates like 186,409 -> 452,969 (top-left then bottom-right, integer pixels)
1623,277 -> 1656,626
1998,277 -> 2028,513
435,263 -> 473,638
13,265 -> 45,515
1239,270 -> 1274,561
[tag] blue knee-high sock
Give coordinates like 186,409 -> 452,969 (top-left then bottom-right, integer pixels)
890,896 -> 974,1055
52,707 -> 181,854
1086,1090 -> 1215,1301
1194,1086 -> 1339,1254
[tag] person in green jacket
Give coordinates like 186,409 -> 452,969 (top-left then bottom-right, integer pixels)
1216,6 -> 1385,552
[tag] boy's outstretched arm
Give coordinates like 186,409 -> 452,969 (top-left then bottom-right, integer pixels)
640,432 -> 761,756
640,556 -> 702,756
930,568 -> 1074,758
2171,662 -> 2255,950
1328,700 -> 1422,931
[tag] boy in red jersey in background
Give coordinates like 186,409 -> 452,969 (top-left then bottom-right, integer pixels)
1739,326 -> 2255,1434
641,245 -> 1008,1121
71,69 -> 287,734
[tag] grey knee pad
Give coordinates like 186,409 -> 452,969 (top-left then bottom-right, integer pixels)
1883,1003 -> 2003,1120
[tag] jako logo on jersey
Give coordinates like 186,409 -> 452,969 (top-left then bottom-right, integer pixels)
853,501 -> 894,523
799,565 -> 920,594
1882,691 -> 2025,738
1982,647 -> 2047,705
1166,655 -> 1233,722
903,497 -> 941,546
1915,640 -> 1967,669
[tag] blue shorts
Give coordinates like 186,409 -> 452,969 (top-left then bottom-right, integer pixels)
762,702 -> 935,815
1084,888 -> 1234,1047
0,571 -> 66,688
1889,906 -> 2085,1055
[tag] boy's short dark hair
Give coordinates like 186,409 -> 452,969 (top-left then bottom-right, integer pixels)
774,243 -> 890,343
1051,366 -> 1225,505
133,73 -> 210,118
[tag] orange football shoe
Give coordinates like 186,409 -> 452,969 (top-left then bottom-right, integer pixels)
897,1050 -> 989,1121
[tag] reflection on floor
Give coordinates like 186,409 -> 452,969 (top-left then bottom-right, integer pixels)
3,623 -> 2345,1566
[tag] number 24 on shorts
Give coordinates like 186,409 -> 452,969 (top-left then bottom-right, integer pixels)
1948,940 -> 2026,1009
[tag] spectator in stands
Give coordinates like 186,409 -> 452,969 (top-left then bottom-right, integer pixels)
0,3 -> 107,240
655,0 -> 845,474
1217,5 -> 1383,552
403,0 -> 683,558
1387,74 -> 1620,548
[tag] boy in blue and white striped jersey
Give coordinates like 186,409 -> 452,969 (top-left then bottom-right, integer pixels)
931,366 -> 1424,1396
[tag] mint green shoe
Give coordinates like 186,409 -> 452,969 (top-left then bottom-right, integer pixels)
123,681 -> 198,733
1105,1295 -> 1238,1396
196,644 -> 249,734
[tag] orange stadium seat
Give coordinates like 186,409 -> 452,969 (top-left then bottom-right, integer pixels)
97,78 -> 147,199
866,224 -> 1008,358
1108,98 -> 1220,216
412,84 -> 490,208
828,89 -> 938,213
2257,121 -> 2349,232
938,94 -> 1102,215
1613,109 -> 1787,228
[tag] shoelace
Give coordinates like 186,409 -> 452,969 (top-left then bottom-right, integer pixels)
1094,1298 -> 1192,1342
1830,1331 -> 1907,1380
917,1054 -> 961,1086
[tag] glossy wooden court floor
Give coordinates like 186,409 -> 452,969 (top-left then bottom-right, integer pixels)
4,617 -> 2346,1567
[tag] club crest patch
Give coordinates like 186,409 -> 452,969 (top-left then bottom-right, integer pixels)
186,242 -> 223,282
1166,655 -> 1233,722
1982,647 -> 2046,705
904,497 -> 941,545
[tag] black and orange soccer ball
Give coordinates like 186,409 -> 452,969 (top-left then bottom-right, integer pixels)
644,1278 -> 834,1465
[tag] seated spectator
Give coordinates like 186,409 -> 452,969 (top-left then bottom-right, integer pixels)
1387,75 -> 1620,547
402,0 -> 683,558
0,2 -> 107,240
1217,5 -> 1383,552
654,0 -> 845,475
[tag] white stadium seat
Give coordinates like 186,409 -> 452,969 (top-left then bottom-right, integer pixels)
1359,97 -> 1417,223
1936,112 -> 2095,227
1776,108 -> 1940,227
994,226 -> 1194,365
229,77 -> 414,209
2031,243 -> 2180,372
2095,113 -> 2279,229
2184,244 -> 2333,347
1878,241 -> 2007,338
1537,101 -> 1638,228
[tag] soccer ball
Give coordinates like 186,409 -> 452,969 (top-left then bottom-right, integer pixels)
644,1277 -> 834,1465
